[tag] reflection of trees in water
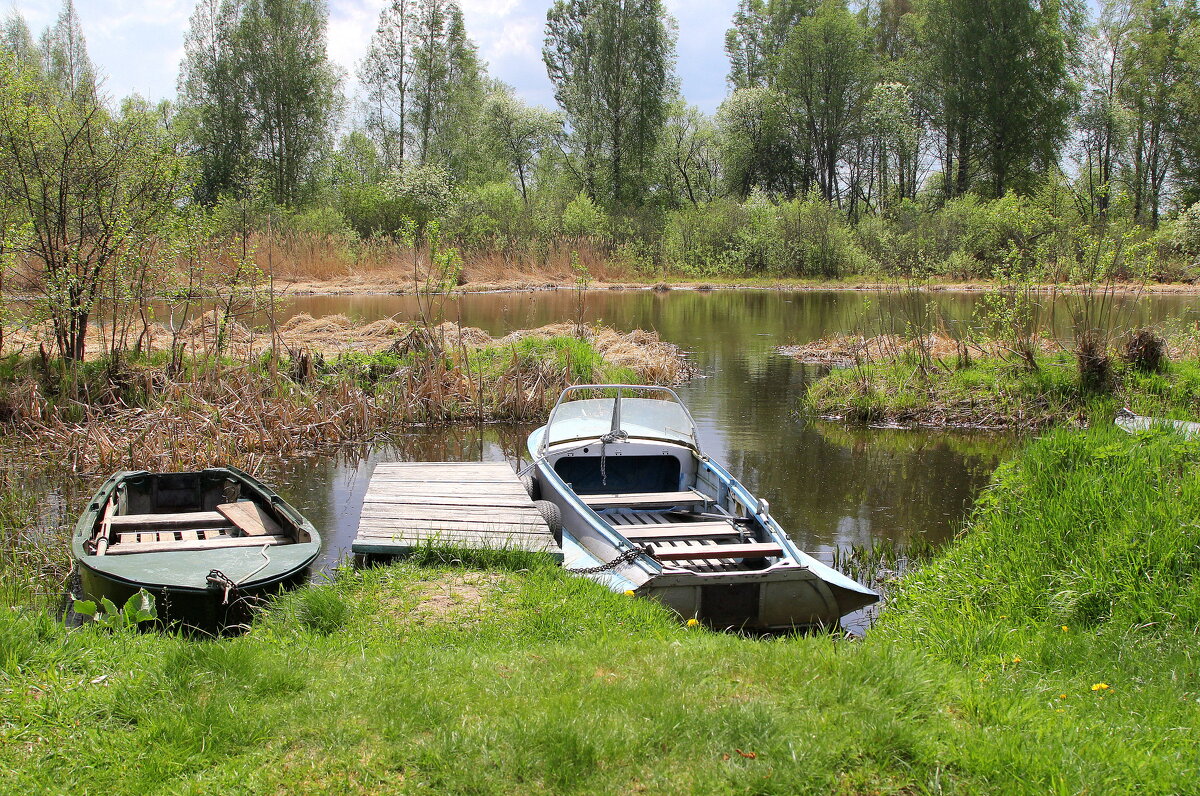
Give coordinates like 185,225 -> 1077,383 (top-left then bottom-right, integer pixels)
238,289 -> 1193,573
687,344 -> 1011,554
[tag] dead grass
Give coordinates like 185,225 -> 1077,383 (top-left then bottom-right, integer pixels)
0,319 -> 693,474
258,236 -> 630,289
780,332 -> 1062,367
405,571 -> 512,626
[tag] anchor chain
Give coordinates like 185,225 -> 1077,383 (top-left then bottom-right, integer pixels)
565,544 -> 651,575
206,569 -> 238,604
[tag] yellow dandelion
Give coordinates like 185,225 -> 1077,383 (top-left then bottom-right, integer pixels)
1061,625 -> 1069,632
1011,656 -> 1022,664
1058,693 -> 1067,700
686,618 -> 700,627
623,590 -> 635,596
1091,682 -> 1110,691
999,615 -> 1007,619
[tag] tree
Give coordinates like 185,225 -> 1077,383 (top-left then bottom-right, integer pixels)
411,1 -> 487,177
1119,0 -> 1193,225
716,87 -> 798,197
482,91 -> 561,205
919,0 -> 1079,198
236,0 -> 341,206
359,0 -> 486,180
659,102 -> 721,206
1073,0 -> 1133,222
2,12 -> 41,76
359,0 -> 417,170
178,0 -> 249,203
725,0 -> 815,89
0,63 -> 191,361
862,81 -> 920,210
38,0 -> 95,104
179,0 -> 340,206
775,0 -> 875,204
544,0 -> 678,205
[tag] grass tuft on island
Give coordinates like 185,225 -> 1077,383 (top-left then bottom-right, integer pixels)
1,426 -> 1198,793
797,333 -> 1200,429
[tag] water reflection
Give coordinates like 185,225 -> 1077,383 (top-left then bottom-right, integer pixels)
165,289 -> 1194,575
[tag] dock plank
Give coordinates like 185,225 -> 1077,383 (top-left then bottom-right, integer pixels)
353,461 -> 561,561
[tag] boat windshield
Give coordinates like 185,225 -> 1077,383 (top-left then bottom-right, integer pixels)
542,386 -> 699,450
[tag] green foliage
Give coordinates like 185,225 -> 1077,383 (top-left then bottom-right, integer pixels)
663,191 -> 872,277
179,0 -> 340,205
544,0 -> 678,204
2,522 -> 1200,791
73,589 -> 157,630
806,347 -> 1200,428
560,191 -> 609,238
880,426 -> 1200,649
0,52 -> 191,361
1172,201 -> 1200,258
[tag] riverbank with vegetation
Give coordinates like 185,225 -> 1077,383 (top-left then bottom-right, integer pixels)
796,328 -> 1200,429
0,320 -> 692,475
1,427 -> 1196,793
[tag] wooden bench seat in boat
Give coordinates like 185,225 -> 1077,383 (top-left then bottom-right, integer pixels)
106,533 -> 291,556
580,490 -> 713,509
110,511 -> 233,531
621,522 -> 746,541
649,542 -> 784,561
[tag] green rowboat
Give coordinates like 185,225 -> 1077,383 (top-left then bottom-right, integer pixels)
72,467 -> 320,630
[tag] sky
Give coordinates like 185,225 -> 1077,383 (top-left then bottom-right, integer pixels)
7,0 -> 740,115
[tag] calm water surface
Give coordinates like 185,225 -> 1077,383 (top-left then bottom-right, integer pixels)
253,289 -> 1197,572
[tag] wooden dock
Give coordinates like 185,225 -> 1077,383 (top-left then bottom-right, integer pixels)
352,462 -> 562,560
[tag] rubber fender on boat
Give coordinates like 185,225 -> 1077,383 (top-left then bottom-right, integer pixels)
520,473 -> 539,501
533,500 -> 562,545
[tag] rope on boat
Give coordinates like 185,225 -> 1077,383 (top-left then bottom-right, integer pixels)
516,429 -> 630,479
206,544 -> 273,604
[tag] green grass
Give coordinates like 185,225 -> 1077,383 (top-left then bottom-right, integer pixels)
2,428 -> 1199,792
806,352 -> 1200,429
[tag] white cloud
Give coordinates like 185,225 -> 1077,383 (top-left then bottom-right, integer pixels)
484,17 -> 538,61
327,0 -> 385,81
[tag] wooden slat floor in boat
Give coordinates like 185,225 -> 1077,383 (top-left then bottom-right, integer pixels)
353,462 -> 562,560
602,509 -> 757,572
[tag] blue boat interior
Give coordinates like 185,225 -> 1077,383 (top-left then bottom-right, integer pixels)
553,454 -> 681,494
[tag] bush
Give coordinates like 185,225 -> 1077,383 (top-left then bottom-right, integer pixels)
561,192 -> 609,239
662,192 -> 873,277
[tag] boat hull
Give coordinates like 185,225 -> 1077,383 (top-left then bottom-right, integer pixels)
77,559 -> 312,632
71,467 -> 320,632
530,427 -> 877,631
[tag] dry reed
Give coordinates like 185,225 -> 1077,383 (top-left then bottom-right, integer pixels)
1,321 -> 694,475
780,332 -> 1062,368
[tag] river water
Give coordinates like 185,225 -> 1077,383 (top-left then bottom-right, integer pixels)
253,288 -> 1197,575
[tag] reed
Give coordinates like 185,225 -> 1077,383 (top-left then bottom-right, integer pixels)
0,322 -> 692,475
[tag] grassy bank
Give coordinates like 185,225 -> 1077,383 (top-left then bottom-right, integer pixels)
802,345 -> 1200,429
1,427 -> 1197,793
